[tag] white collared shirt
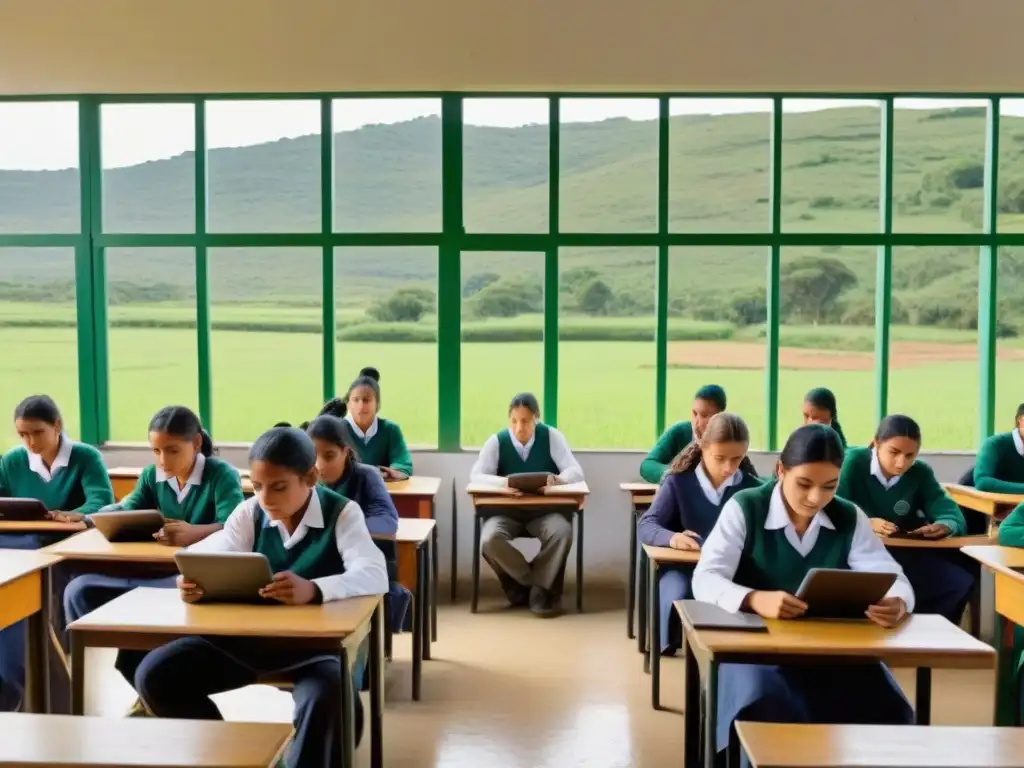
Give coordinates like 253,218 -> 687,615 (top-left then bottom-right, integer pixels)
188,491 -> 388,602
27,435 -> 73,482
693,484 -> 915,614
155,453 -> 207,503
870,449 -> 902,490
470,425 -> 585,487
695,464 -> 743,506
345,414 -> 379,444
1014,429 -> 1024,457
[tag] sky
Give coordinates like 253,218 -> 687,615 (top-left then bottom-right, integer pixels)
0,97 -> 1014,171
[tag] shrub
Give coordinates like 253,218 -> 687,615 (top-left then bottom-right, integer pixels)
576,278 -> 614,315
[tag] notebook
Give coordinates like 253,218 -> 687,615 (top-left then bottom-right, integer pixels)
677,599 -> 767,631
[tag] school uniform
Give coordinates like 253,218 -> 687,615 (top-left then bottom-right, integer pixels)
343,415 -> 413,476
974,430 -> 1024,494
636,465 -> 760,653
63,454 -> 244,686
693,481 -> 915,758
838,446 -> 974,623
470,423 -> 584,598
639,421 -> 694,484
0,437 -> 114,711
134,486 -> 388,768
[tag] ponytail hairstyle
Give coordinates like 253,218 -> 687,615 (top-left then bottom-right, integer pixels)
804,387 -> 847,447
317,398 -> 347,419
148,406 -> 213,457
345,367 -> 381,409
668,412 -> 758,478
694,384 -> 727,412
508,392 -> 541,418
14,394 -> 62,426
874,414 -> 922,447
778,423 -> 845,473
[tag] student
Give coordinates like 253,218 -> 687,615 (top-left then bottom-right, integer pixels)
802,387 -> 847,447
0,394 -> 114,712
470,392 -> 584,617
837,414 -> 974,623
62,406 -> 244,694
639,384 -> 727,484
135,426 -> 388,767
693,424 -> 914,760
637,412 -> 760,655
974,403 -> 1024,494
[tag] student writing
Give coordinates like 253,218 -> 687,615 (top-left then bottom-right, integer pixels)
636,412 -> 760,655
639,384 -> 727,484
693,423 -> 914,760
974,403 -> 1024,494
135,426 -> 388,767
802,386 -> 847,447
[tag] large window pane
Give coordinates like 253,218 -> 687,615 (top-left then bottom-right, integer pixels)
558,248 -> 655,448
889,246 -> 978,449
0,102 -> 79,233
782,100 -> 880,233
669,99 -> 771,233
101,104 -> 195,233
207,100 -> 320,233
107,248 -> 197,439
334,247 -> 438,447
893,99 -> 987,234
778,247 -> 877,447
334,99 -> 441,232
210,248 -> 322,440
996,246 -> 1024,435
461,252 -> 544,447
0,248 -> 79,448
667,248 -> 768,448
464,98 -> 548,234
560,99 -> 658,233
998,100 -> 1024,233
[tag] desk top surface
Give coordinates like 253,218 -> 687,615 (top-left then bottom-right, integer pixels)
385,475 -> 442,496
619,481 -> 659,493
962,543 -> 1024,571
881,533 -> 997,549
42,528 -> 180,563
640,543 -> 700,564
0,550 -> 62,587
395,517 -> 436,543
943,482 -> 1024,505
467,480 -> 589,496
69,586 -> 380,639
0,519 -> 86,533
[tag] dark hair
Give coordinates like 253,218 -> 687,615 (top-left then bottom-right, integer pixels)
148,406 -> 212,457
345,367 -> 381,407
779,423 -> 846,470
303,414 -> 361,460
14,395 -> 62,425
317,398 -> 347,419
804,387 -> 847,447
669,412 -> 758,478
874,414 -> 922,446
249,426 -> 317,474
508,392 -> 541,417
1016,403 -> 1024,424
694,384 -> 727,412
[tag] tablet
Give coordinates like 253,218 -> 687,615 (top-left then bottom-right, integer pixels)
90,510 -> 165,543
507,472 -> 551,493
887,529 -> 926,540
0,498 -> 49,521
174,551 -> 275,604
794,568 -> 898,620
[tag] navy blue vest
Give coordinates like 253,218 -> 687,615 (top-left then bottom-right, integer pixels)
663,470 -> 756,539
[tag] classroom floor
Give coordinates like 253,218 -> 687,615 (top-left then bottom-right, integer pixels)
83,588 -> 997,768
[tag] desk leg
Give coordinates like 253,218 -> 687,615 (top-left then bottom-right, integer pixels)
430,503 -> 439,641
369,601 -> 384,768
575,510 -> 584,613
915,667 -> 932,725
423,536 -> 433,662
683,633 -> 700,768
627,505 -> 637,639
638,547 -> 648,656
24,607 -> 45,714
703,661 -> 718,768
340,645 -> 355,768
995,613 -> 1018,726
651,561 -> 661,708
450,479 -> 458,603
412,546 -> 424,702
69,632 -> 84,716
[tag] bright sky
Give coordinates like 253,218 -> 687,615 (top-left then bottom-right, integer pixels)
0,97 -> 1015,171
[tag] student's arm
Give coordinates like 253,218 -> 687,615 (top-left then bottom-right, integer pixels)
974,439 -> 1024,494
0,456 -> 10,497
548,428 -> 585,484
469,435 -> 505,488
185,500 -> 256,554
316,501 -> 389,601
847,506 -> 916,613
917,464 -> 966,536
639,426 -> 683,484
357,466 -> 399,537
636,480 -> 681,548
211,465 -> 246,524
998,502 -> 1024,547
70,449 -> 116,515
836,455 -> 856,504
691,500 -> 752,612
386,423 -> 414,477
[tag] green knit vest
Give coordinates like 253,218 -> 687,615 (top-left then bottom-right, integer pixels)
251,486 -> 347,578
496,423 -> 559,476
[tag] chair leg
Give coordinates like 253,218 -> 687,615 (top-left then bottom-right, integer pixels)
575,511 -> 584,613
470,512 -> 482,614
449,478 -> 458,604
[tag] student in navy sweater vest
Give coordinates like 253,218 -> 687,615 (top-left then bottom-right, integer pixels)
637,412 -> 760,654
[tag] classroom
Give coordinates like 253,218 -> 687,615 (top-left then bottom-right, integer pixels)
1,1 -> 1024,767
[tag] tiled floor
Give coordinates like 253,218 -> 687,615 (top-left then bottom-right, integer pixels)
83,589 -> 997,767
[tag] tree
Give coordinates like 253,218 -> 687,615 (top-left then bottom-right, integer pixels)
576,278 -> 614,315
462,272 -> 500,298
367,291 -> 425,323
731,289 -> 767,326
561,266 -> 599,294
779,256 -> 857,324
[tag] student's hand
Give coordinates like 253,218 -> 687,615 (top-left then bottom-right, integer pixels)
260,571 -> 317,605
911,523 -> 952,540
866,596 -> 907,628
379,466 -> 408,482
870,518 -> 898,537
745,590 -> 808,620
155,521 -> 201,547
46,510 -> 84,524
668,531 -> 702,551
545,474 -> 564,487
177,576 -> 204,604
502,478 -> 524,496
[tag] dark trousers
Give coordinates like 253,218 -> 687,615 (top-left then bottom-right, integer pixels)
136,637 -> 362,768
658,566 -> 693,655
890,548 -> 976,625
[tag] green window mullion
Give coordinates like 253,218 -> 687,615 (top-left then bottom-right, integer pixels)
978,98 -> 1000,440
543,97 -> 560,426
320,98 -> 336,403
73,98 -> 100,444
655,96 -> 669,437
437,95 -> 463,451
82,98 -> 110,443
765,98 -> 783,451
874,98 -> 894,424
194,100 -> 213,434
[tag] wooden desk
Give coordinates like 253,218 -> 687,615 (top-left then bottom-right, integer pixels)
395,518 -> 436,701
43,528 -> 179,564
0,520 -> 85,534
386,476 -> 441,644
0,551 -> 62,714
107,466 -> 254,499
943,483 -> 1024,535
621,481 -> 658,640
0,714 -> 292,767
676,608 -> 995,768
882,533 -> 997,549
69,587 -> 384,768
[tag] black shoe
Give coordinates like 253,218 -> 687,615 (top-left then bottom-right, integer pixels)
497,573 -> 530,607
529,585 -> 561,618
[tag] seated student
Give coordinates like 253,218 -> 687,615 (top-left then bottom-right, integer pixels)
640,385 -> 727,484
63,405 -> 244,697
470,392 -> 584,617
637,412 -> 760,655
0,394 -> 114,712
135,426 -> 388,767
319,366 -> 413,479
837,414 -> 973,624
693,423 -> 914,761
974,403 -> 1024,494
802,386 -> 848,448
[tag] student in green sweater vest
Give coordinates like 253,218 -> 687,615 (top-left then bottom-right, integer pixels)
639,384 -> 727,483
0,394 -> 115,712
802,386 -> 848,447
975,402 -> 1024,494
837,414 -> 974,624
136,426 -> 388,767
693,424 -> 914,761
470,392 -> 584,617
